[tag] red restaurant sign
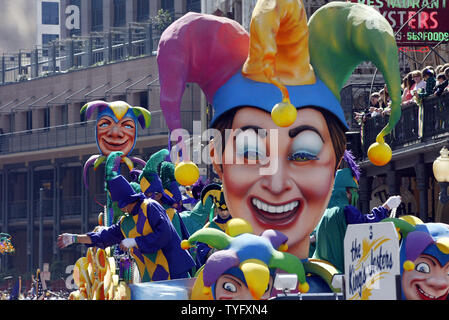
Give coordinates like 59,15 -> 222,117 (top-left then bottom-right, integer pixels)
351,0 -> 449,46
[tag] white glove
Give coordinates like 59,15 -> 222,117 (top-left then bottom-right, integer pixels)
121,238 -> 137,249
384,196 -> 402,210
59,233 -> 76,248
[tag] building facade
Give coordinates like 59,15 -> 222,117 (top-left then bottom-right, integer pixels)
0,0 -> 204,280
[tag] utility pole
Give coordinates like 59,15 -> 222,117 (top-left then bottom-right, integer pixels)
39,187 -> 44,270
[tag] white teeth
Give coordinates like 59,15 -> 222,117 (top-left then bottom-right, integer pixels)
418,286 -> 437,299
251,198 -> 299,214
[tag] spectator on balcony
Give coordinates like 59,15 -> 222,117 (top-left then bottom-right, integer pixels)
353,92 -> 381,124
416,68 -> 436,99
401,72 -> 415,105
410,70 -> 426,96
434,72 -> 448,97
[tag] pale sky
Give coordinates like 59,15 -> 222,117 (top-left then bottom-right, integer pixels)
0,0 -> 36,53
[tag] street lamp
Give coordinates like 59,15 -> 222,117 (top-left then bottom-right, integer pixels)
433,146 -> 449,204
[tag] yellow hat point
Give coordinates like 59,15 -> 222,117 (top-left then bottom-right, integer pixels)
203,286 -> 212,296
278,243 -> 288,252
298,282 -> 310,293
436,237 -> 449,255
180,240 -> 191,250
226,218 -> 253,237
367,141 -> 392,166
403,260 -> 415,272
271,100 -> 297,128
174,161 -> 200,186
240,259 -> 270,300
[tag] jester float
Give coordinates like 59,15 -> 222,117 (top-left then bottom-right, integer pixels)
384,216 -> 449,300
155,0 -> 403,296
58,151 -> 196,299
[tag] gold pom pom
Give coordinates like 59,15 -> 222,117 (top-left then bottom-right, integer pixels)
278,243 -> 288,252
180,240 -> 191,250
367,141 -> 392,166
403,260 -> 415,272
271,100 -> 297,128
174,161 -> 200,186
298,282 -> 310,293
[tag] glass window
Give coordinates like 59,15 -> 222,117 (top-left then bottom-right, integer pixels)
26,110 -> 33,131
44,108 -> 50,128
42,1 -> 59,25
91,0 -> 103,31
161,0 -> 174,13
187,0 -> 201,13
113,0 -> 126,27
137,0 -> 149,22
42,34 -> 59,46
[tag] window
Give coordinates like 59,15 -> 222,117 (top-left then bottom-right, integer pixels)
91,0 -> 103,31
26,110 -> 33,130
44,108 -> 50,128
187,0 -> 201,13
42,34 -> 59,57
113,0 -> 126,27
42,1 -> 59,25
161,0 -> 174,14
136,0 -> 149,22
42,34 -> 59,46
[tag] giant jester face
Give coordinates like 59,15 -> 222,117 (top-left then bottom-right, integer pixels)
212,107 -> 336,259
96,115 -> 136,156
402,253 -> 449,300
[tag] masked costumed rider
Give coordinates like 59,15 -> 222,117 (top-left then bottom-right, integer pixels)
57,152 -> 195,282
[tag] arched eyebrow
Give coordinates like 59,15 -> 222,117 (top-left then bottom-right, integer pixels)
420,254 -> 437,266
288,125 -> 323,140
222,276 -> 242,287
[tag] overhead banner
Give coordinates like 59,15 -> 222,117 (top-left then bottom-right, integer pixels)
344,222 -> 400,300
351,0 -> 449,47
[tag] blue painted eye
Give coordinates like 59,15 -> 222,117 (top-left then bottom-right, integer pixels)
288,151 -> 319,162
415,262 -> 430,274
289,130 -> 323,162
223,282 -> 237,293
99,122 -> 109,128
235,130 -> 266,161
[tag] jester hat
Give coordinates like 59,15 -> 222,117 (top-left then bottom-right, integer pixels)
201,183 -> 227,210
139,149 -> 169,196
383,216 -> 449,272
182,218 -> 308,300
157,0 -> 402,166
81,100 -> 151,156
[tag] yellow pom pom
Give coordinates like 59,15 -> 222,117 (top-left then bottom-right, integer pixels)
271,100 -> 297,127
298,282 -> 310,293
367,141 -> 392,166
180,240 -> 191,250
278,243 -> 288,252
174,161 -> 200,186
403,260 -> 415,272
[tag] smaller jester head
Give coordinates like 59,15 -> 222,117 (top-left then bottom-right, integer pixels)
81,100 -> 151,156
384,216 -> 449,300
182,218 -> 309,300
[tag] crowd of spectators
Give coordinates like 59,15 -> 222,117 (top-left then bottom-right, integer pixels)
354,63 -> 449,125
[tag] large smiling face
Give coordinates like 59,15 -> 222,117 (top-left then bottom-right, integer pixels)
212,107 -> 337,259
96,115 -> 136,156
402,254 -> 449,300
